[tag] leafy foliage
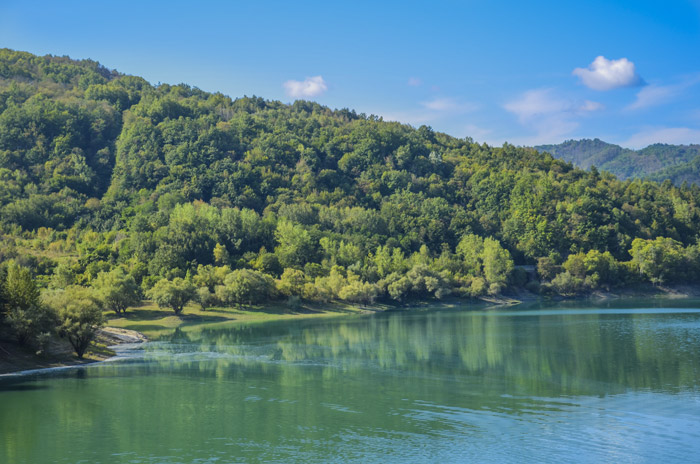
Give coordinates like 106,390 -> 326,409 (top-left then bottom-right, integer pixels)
93,267 -> 140,315
1,262 -> 56,346
45,286 -> 105,358
2,48 -> 700,326
147,278 -> 196,315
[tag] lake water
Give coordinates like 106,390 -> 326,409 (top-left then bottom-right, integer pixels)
2,300 -> 700,463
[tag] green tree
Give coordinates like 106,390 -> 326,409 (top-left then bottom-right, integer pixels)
2,262 -> 40,317
48,286 -> 105,358
456,234 -> 485,276
213,243 -> 230,266
481,238 -> 513,294
536,256 -> 560,282
2,262 -> 55,346
251,249 -> 283,277
277,268 -> 307,297
196,286 -> 217,311
629,237 -> 685,284
193,264 -> 230,291
216,269 -> 276,305
147,277 -> 196,315
94,267 -> 140,316
5,304 -> 56,347
51,262 -> 75,288
313,266 -> 348,301
274,220 -> 315,268
338,274 -> 378,305
582,250 -> 620,288
563,253 -> 587,279
550,271 -> 586,296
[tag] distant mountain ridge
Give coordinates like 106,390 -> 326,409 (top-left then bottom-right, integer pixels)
535,139 -> 700,185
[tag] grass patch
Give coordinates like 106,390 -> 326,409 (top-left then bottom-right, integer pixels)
85,343 -> 116,360
106,300 -> 391,338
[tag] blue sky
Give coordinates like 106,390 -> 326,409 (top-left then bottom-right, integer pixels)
2,0 -> 699,148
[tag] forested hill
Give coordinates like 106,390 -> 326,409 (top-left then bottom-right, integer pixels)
2,47 -> 700,316
536,139 -> 700,184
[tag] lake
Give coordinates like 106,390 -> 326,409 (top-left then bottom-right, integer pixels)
2,299 -> 700,463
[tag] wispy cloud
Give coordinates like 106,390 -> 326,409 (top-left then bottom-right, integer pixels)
407,77 -> 422,87
380,96 -> 477,127
573,56 -> 644,91
421,97 -> 477,113
580,100 -> 605,112
621,127 -> 700,149
626,75 -> 700,111
283,75 -> 328,98
379,110 -> 435,126
504,89 -> 601,122
504,88 -> 603,145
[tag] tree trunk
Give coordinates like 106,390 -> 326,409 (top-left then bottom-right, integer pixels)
69,335 -> 89,359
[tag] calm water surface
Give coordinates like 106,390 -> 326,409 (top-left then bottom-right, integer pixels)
2,299 -> 700,463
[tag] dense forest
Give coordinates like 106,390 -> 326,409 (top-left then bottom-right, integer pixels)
536,138 -> 700,185
2,49 -> 700,353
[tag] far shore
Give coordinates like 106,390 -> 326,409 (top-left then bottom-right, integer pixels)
3,283 -> 700,376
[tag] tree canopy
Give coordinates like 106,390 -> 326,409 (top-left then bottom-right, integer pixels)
2,47 -> 700,323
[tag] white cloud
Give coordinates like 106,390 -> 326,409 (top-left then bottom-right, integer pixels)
379,110 -> 434,126
573,56 -> 643,91
580,100 -> 605,112
407,77 -> 422,86
621,127 -> 700,149
504,89 -> 602,121
626,75 -> 700,111
503,89 -> 604,145
505,89 -> 568,122
627,85 -> 678,110
379,96 -> 477,127
421,97 -> 477,113
283,75 -> 328,98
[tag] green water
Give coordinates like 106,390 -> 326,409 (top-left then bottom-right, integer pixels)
2,300 -> 700,463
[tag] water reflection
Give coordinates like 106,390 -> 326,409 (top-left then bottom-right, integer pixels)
1,304 -> 699,463
131,306 -> 700,396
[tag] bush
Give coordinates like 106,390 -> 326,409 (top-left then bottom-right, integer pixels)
550,271 -> 587,296
6,304 -> 57,346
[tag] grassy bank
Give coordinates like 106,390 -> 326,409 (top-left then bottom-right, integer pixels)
0,300 -> 391,375
106,300 -> 398,339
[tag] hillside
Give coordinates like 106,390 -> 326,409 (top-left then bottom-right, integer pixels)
2,47 -> 700,322
536,139 -> 700,184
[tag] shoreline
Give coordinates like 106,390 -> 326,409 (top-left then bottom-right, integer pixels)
3,284 -> 700,377
0,327 -> 147,377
